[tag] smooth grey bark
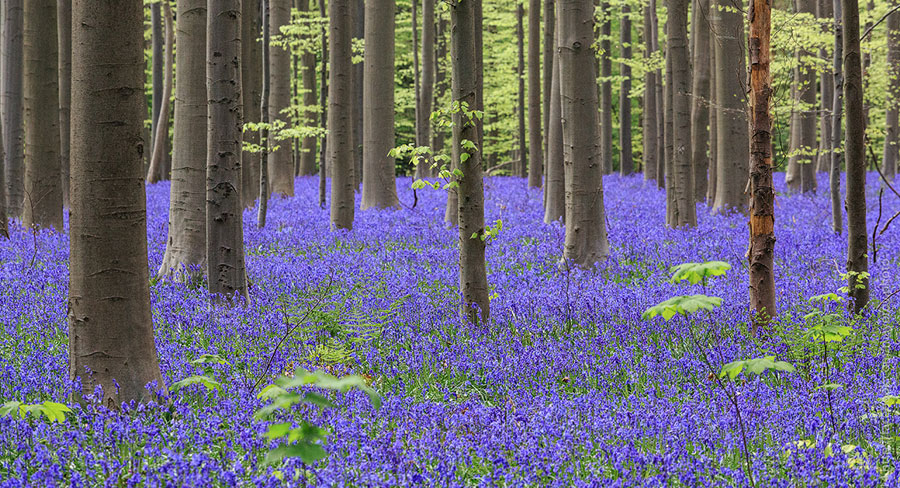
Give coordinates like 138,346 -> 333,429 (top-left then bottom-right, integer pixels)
528,0 -> 543,187
242,0 -> 263,206
711,0 -> 748,213
816,0 -> 834,174
329,0 -> 355,228
417,0 -> 436,179
2,0 -> 23,217
206,0 -> 249,301
559,0 -> 609,266
619,5 -> 633,175
599,3 -> 613,174
0,110 -> 7,237
796,0 -> 817,193
23,0 -> 62,230
151,2 -> 163,158
542,0 -> 554,167
842,0 -> 868,313
642,2 -> 658,182
160,0 -> 208,280
259,0 -> 271,228
69,0 -> 165,406
651,0 -> 663,187
690,0 -> 710,200
451,0 -> 489,324
665,0 -> 695,227
299,0 -> 318,177
267,0 -> 293,196
883,1 -> 900,179
352,0 -> 363,186
433,13 -> 448,157
361,0 -> 399,210
708,30 -> 718,203
516,2 -> 526,177
58,0 -> 71,207
832,0 -> 844,234
147,1 -> 173,184
544,21 -> 564,223
318,0 -> 327,207
664,14 -> 673,213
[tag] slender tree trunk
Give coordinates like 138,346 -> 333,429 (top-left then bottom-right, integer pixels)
544,22 -> 565,223
299,0 -> 318,177
712,0 -> 749,213
516,2 -> 527,177
816,0 -> 834,174
2,0 -> 23,218
690,0 -> 710,200
796,0 -> 817,193
151,2 -> 163,158
147,1 -> 174,184
206,0 -> 249,301
543,0 -> 554,168
0,110 -> 7,238
842,0 -> 868,313
451,0 -> 489,324
352,0 -> 364,187
361,0 -> 399,210
318,0 -> 327,208
259,0 -> 271,228
474,0 -> 484,153
560,0 -> 609,266
652,0 -> 664,187
433,14 -> 447,155
708,36 -> 718,203
292,0 -> 300,176
883,1 -> 900,180
417,0 -> 436,179
160,0 -> 208,280
599,3 -> 613,174
665,0 -> 694,228
748,0 -> 776,330
832,0 -> 844,234
58,0 -> 71,207
528,0 -> 543,187
267,0 -> 294,196
330,0 -> 355,228
23,0 -> 62,230
619,5 -> 633,176
642,3 -> 658,182
664,16 -> 673,214
69,0 -> 165,406
242,0 -> 263,206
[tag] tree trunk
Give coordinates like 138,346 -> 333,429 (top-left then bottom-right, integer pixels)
748,0 -> 777,331
665,0 -> 695,228
352,0 -> 364,187
883,1 -> 900,180
599,3 -> 613,174
433,13 -> 447,155
2,0 -> 24,218
417,0 -> 436,179
451,0 -> 489,324
652,0 -> 664,187
642,2 -> 658,182
151,2 -> 163,158
711,0 -> 748,213
831,0 -> 843,234
299,0 -> 318,177
619,5 -> 633,176
544,20 -> 565,223
242,0 -> 263,206
361,0 -> 399,210
816,0 -> 834,174
259,0 -> 272,228
159,0 -> 208,280
542,0 -> 554,168
0,107 -> 7,238
318,0 -> 327,208
664,15 -> 673,212
708,36 -> 718,203
560,0 -> 609,266
796,0 -> 817,193
267,0 -> 294,196
58,0 -> 71,207
842,0 -> 868,313
516,2 -> 527,178
69,0 -> 165,406
23,0 -> 62,230
206,0 -> 249,301
690,0 -> 710,200
330,0 -> 355,228
147,1 -> 173,184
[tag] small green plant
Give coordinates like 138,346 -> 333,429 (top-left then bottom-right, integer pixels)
803,293 -> 852,434
170,354 -> 229,394
719,356 -> 796,380
255,368 -> 381,466
0,400 -> 72,423
668,261 -> 731,286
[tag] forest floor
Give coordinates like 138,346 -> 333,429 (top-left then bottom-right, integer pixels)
2,174 -> 900,486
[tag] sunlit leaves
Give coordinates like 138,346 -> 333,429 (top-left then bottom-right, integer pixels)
669,261 -> 731,285
641,295 -> 722,321
719,356 -> 796,381
0,401 -> 72,423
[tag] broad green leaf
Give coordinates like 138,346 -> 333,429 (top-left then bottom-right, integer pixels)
669,261 -> 731,285
642,295 -> 723,321
265,422 -> 293,439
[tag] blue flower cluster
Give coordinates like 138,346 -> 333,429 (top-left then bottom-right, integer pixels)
1,173 -> 900,487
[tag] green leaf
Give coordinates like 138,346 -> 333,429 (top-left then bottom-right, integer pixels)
810,293 -> 843,304
265,422 -> 293,439
669,261 -> 731,285
170,375 -> 222,394
641,295 -> 723,321
0,401 -> 23,419
719,356 -> 795,380
302,392 -> 336,409
880,395 -> 900,407
816,383 -> 844,391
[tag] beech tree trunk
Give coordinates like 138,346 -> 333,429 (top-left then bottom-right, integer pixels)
543,0 -> 554,167
330,0 -> 355,228
151,3 -> 163,158
642,2 -> 658,182
748,0 -> 776,330
299,0 -> 318,177
832,0 -> 843,234
433,14 -> 447,155
58,0 -> 71,207
417,0 -> 436,179
690,0 -> 710,200
651,0 -> 663,187
544,21 -> 565,223
816,0 -> 834,174
883,2 -> 900,180
23,0 -> 62,230
560,0 -> 609,266
69,0 -> 165,406
599,3 -> 613,174
619,5 -> 633,176
206,0 -> 249,301
842,0 -> 869,313
663,16 -> 673,207
0,111 -> 7,238
147,1 -> 173,184
242,0 -> 263,206
159,0 -> 208,280
517,2 -> 527,178
708,38 -> 718,203
318,0 -> 327,207
712,0 -> 749,213
259,0 -> 272,228
451,0 -> 489,324
352,0 -> 364,187
796,0 -> 817,193
268,0 -> 294,197
361,0 -> 399,210
2,0 -> 24,218
665,0 -> 695,228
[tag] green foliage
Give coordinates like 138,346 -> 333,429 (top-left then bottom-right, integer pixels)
0,401 -> 72,423
669,261 -> 731,285
641,295 -> 723,321
719,356 -> 796,381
